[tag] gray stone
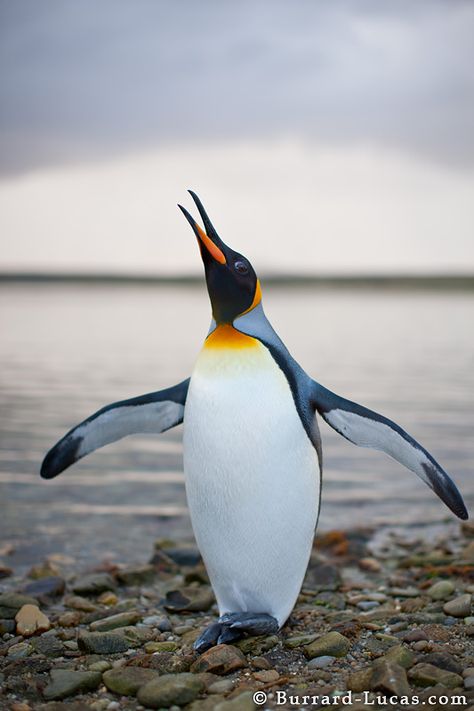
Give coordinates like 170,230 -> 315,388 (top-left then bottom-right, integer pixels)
357,601 -> 380,611
464,677 -> 474,691
164,587 -> 215,613
305,563 -> 341,592
78,625 -> 151,654
43,669 -> 102,700
0,592 -> 38,618
23,576 -> 65,601
103,667 -> 160,696
30,635 -> 65,657
304,631 -> 351,659
427,580 -> 455,601
89,610 -> 142,631
0,619 -> 16,634
208,679 -> 234,694
443,594 -> 472,618
137,672 -> 205,708
142,615 -> 172,631
307,655 -> 335,669
72,573 -> 116,595
116,564 -> 156,586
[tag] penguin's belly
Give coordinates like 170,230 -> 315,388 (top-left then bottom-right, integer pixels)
183,327 -> 320,626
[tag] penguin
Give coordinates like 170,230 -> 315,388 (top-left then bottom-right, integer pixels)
41,191 -> 468,653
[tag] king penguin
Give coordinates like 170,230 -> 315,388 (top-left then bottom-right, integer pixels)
41,191 -> 468,652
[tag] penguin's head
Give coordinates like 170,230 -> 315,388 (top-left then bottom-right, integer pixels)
179,191 -> 261,324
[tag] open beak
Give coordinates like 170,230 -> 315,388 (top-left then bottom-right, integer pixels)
178,191 -> 227,265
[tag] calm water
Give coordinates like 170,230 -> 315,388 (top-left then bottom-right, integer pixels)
1,283 -> 473,571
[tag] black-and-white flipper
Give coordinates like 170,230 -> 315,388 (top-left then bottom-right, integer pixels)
311,381 -> 468,520
40,379 -> 190,480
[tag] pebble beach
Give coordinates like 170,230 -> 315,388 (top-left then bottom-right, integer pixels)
1,521 -> 473,710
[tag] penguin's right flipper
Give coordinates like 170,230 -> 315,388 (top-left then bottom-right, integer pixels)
40,379 -> 189,479
310,380 -> 468,520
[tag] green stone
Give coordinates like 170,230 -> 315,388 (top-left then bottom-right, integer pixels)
304,631 -> 351,659
137,672 -> 205,708
43,670 -> 102,700
408,663 -> 463,689
103,667 -> 160,696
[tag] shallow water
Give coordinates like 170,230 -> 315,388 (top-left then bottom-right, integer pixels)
1,282 -> 473,570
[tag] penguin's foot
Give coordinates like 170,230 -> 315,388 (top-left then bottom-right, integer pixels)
193,613 -> 279,653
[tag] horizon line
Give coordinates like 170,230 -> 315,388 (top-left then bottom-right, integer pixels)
1,271 -> 474,290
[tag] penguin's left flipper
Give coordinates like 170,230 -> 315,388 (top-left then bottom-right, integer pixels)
311,380 -> 468,520
40,379 -> 189,480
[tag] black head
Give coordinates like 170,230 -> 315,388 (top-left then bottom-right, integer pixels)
178,191 -> 261,324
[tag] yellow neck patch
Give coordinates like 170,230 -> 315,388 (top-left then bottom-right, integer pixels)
205,324 -> 258,350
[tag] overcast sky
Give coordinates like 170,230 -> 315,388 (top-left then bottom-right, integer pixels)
1,0 -> 474,275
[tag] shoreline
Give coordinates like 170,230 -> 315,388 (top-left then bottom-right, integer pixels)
1,521 -> 473,708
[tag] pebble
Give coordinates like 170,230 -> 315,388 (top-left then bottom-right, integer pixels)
15,604 -> 50,636
304,631 -> 351,659
464,677 -> 474,691
357,601 -> 380,611
143,614 -> 172,630
253,669 -> 279,682
384,644 -> 414,668
145,640 -> 178,653
72,573 -> 117,595
421,651 -> 462,675
408,663 -> 464,689
7,641 -> 32,659
88,659 -> 112,672
58,611 -> 82,627
359,557 -> 381,572
371,660 -> 410,696
43,669 -> 102,700
443,594 -> 472,618
284,633 -> 317,648
89,609 -> 142,631
427,580 -> 455,600
214,692 -> 258,711
307,655 -> 335,669
164,586 -> 215,612
97,591 -> 119,606
137,672 -> 205,708
0,592 -> 38,617
208,678 -> 234,694
116,564 -> 156,585
103,666 -> 160,695
412,640 -> 429,652
64,594 -> 98,612
463,667 -> 474,678
191,644 -> 247,675
78,625 -> 151,654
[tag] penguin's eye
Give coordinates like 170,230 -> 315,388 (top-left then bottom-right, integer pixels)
234,260 -> 249,275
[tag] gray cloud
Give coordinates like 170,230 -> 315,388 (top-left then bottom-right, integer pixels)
1,0 -> 474,174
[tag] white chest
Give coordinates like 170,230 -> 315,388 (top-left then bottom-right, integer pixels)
182,331 -> 320,625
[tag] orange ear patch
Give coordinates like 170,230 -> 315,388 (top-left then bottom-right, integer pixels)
205,324 -> 258,350
240,279 -> 262,316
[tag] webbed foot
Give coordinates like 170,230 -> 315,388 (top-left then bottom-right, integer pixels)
193,612 -> 279,653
